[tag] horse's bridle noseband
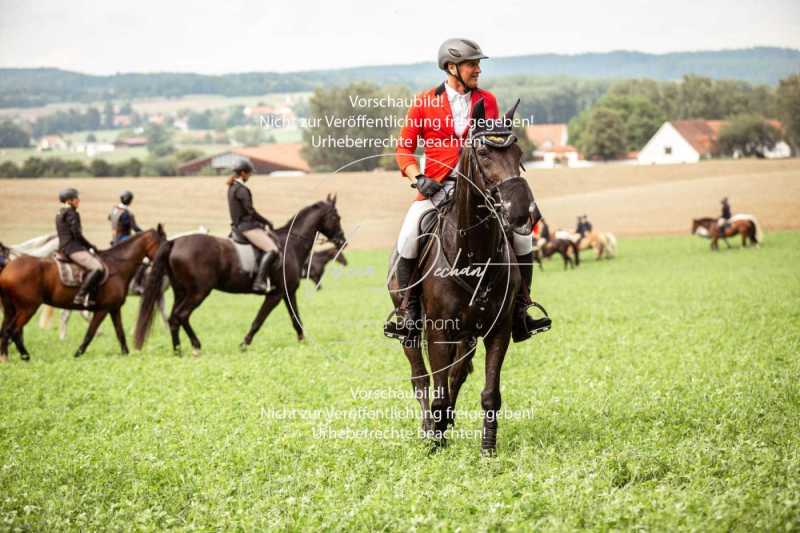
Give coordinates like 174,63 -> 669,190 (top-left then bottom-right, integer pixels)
468,128 -> 538,235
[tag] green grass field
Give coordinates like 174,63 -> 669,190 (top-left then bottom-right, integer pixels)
1,233 -> 798,530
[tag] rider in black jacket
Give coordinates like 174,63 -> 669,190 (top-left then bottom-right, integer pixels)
55,188 -> 105,306
227,159 -> 280,292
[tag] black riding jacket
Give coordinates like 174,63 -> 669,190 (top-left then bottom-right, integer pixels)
56,206 -> 96,255
109,205 -> 143,241
228,180 -> 271,232
721,203 -> 731,220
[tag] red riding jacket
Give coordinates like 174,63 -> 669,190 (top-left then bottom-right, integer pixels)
396,83 -> 499,200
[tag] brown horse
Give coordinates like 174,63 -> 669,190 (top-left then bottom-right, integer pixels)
535,238 -> 579,270
692,215 -> 762,251
303,245 -> 348,290
134,196 -> 346,355
0,227 -> 166,361
388,99 -> 541,455
534,222 -> 580,270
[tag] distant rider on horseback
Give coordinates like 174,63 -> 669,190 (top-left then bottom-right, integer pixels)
718,197 -> 732,234
227,158 -> 280,292
55,188 -> 105,307
387,37 -> 551,342
109,190 -> 143,245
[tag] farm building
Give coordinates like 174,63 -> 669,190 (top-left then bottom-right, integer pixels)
177,143 -> 310,176
638,119 -> 791,164
525,123 -> 581,167
36,134 -> 68,151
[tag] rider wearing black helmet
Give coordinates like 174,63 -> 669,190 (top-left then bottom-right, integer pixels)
109,190 -> 143,245
226,158 -> 280,292
55,188 -> 105,307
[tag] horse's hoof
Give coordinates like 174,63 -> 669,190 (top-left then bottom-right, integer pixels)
480,447 -> 497,458
191,348 -> 201,358
73,352 -> 82,358
20,354 -> 30,362
297,335 -> 305,342
239,342 -> 248,352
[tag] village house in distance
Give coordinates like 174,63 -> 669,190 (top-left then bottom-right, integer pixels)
638,119 -> 791,164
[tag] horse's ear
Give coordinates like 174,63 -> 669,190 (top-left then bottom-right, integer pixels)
157,223 -> 166,238
471,98 -> 486,128
504,98 -> 520,128
326,193 -> 331,202
331,193 -> 337,206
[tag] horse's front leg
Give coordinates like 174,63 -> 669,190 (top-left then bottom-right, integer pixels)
481,325 -> 511,455
240,291 -> 282,349
74,310 -> 108,358
426,326 -> 455,445
282,287 -> 304,341
448,337 -> 476,429
402,336 -> 432,435
109,307 -> 129,355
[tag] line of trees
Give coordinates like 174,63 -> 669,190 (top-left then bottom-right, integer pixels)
569,75 -> 795,160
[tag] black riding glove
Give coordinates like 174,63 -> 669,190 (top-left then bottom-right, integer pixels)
414,175 -> 443,198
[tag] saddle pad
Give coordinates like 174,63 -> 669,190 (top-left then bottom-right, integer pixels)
231,241 -> 258,275
54,257 -> 110,288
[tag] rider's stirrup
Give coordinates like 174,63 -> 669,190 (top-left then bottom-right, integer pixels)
513,301 -> 551,343
383,308 -> 419,342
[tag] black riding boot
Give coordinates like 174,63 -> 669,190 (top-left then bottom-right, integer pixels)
253,250 -> 279,293
512,253 -> 552,343
74,269 -> 104,307
384,256 -> 421,341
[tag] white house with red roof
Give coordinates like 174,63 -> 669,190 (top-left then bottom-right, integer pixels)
638,119 -> 791,164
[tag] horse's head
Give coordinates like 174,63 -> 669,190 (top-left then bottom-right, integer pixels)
466,99 -> 540,235
691,218 -> 710,237
318,194 -> 347,249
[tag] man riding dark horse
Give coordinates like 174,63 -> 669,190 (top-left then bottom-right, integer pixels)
227,158 -> 280,292
719,197 -> 732,234
55,188 -> 105,307
109,190 -> 143,245
386,37 -> 550,343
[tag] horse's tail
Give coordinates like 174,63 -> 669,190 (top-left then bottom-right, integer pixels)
605,233 -> 617,257
134,239 -> 174,350
750,217 -> 763,244
569,240 -> 580,266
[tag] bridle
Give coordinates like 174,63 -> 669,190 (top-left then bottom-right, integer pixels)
465,128 -> 537,236
287,205 -> 345,248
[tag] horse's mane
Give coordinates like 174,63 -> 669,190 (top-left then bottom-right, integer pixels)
275,201 -> 330,235
694,217 -> 716,224
100,229 -> 153,258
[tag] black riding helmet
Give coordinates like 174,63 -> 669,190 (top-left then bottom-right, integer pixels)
120,190 -> 134,205
232,158 -> 255,175
59,188 -> 79,203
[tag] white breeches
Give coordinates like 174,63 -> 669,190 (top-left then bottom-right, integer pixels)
395,181 -> 533,259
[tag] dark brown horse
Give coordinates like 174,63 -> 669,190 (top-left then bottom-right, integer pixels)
388,99 -> 541,455
692,216 -> 762,251
134,196 -> 346,354
0,227 -> 166,361
534,222 -> 579,270
303,245 -> 348,290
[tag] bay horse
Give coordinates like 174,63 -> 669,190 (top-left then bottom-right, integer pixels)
303,245 -> 348,290
534,222 -> 580,270
0,226 -> 166,361
692,215 -> 762,251
134,196 -> 346,355
388,99 -> 542,455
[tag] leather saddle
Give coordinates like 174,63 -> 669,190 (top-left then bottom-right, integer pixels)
53,253 -> 110,288
228,226 -> 280,276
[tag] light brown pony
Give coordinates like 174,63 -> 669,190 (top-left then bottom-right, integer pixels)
0,226 -> 166,361
571,230 -> 617,260
691,216 -> 761,251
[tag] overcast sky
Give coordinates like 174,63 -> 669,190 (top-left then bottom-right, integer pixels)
1,0 -> 799,75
